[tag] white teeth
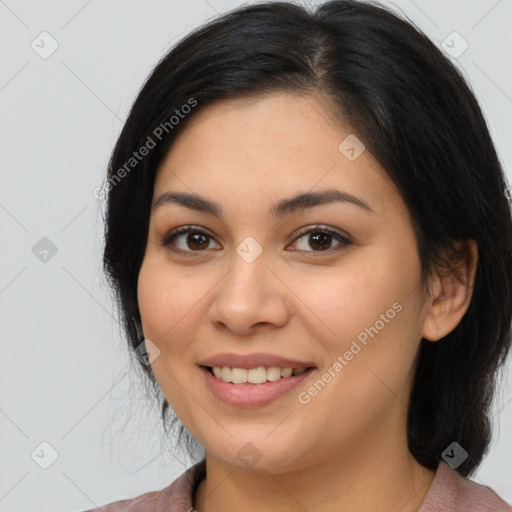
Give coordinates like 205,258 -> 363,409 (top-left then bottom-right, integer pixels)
211,365 -> 309,384
220,367 -> 231,382
280,367 -> 293,378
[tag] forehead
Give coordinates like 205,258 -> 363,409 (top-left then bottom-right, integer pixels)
152,92 -> 402,218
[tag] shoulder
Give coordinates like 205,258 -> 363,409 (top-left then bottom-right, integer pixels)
420,461 -> 511,512
80,489 -> 160,512
78,460 -> 206,512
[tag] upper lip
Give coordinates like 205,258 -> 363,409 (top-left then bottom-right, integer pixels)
199,352 -> 316,369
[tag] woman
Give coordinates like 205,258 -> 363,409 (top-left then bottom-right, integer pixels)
92,0 -> 512,510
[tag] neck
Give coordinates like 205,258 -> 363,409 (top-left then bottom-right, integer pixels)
193,436 -> 436,512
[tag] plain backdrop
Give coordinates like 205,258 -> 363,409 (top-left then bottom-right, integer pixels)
1,1 -> 511,510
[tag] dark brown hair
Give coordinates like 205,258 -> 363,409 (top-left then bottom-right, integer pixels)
101,0 -> 512,477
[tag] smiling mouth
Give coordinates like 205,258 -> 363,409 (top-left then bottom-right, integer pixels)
203,365 -> 316,385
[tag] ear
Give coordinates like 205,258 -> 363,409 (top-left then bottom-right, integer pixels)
422,239 -> 478,342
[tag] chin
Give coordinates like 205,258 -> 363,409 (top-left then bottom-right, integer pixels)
208,437 -> 312,475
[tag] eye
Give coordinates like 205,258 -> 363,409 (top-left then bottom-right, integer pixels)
158,224 -> 352,256
159,226 -> 220,255
290,225 -> 352,255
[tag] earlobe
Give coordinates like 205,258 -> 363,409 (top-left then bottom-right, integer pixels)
423,304 -> 447,342
421,239 -> 478,342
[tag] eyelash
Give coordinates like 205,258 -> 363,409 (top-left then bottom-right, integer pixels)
158,224 -> 352,257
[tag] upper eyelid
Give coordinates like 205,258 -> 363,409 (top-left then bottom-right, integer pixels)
163,224 -> 351,247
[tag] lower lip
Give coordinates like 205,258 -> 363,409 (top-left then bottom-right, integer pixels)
200,366 -> 316,408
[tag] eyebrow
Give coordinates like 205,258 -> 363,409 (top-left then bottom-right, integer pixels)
152,188 -> 374,218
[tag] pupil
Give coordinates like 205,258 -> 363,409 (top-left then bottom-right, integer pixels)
188,233 -> 208,250
185,232 -> 332,251
310,232 -> 331,251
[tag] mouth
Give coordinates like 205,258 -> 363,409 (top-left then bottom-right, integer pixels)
199,364 -> 317,408
197,351 -> 318,407
202,365 -> 316,384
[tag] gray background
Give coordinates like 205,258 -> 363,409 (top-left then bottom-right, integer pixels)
1,1 -> 511,510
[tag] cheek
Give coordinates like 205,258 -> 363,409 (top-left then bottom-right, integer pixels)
137,258 -> 167,338
137,255 -> 219,371
289,256 -> 409,347
137,257 -> 191,348
293,245 -> 422,385
137,258 -> 200,417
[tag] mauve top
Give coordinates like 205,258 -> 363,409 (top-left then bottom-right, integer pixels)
83,459 -> 511,512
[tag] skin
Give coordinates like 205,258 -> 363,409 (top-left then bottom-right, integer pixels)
137,92 -> 478,512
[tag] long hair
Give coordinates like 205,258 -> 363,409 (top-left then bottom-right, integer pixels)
101,0 -> 512,477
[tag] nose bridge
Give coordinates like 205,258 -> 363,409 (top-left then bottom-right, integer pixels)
210,236 -> 288,331
222,236 -> 270,307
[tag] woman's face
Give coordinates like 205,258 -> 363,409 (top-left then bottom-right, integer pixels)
137,92 -> 432,473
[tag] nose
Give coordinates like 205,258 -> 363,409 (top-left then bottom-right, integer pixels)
207,247 -> 289,336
